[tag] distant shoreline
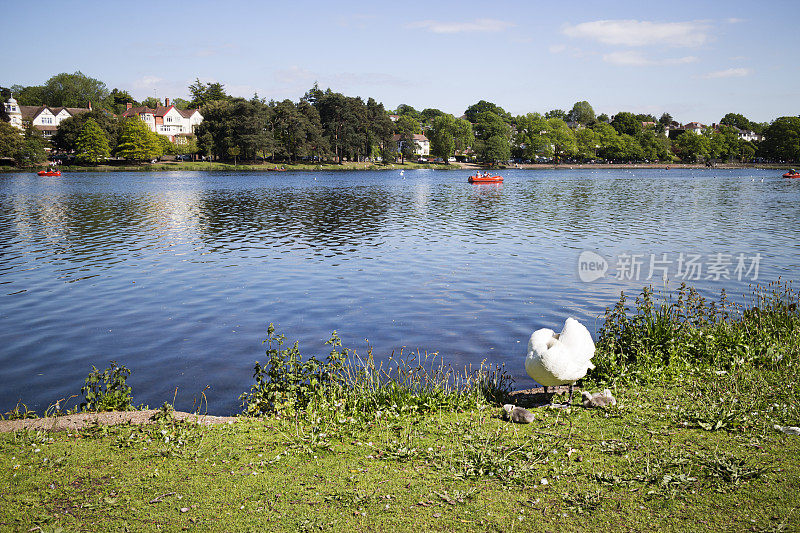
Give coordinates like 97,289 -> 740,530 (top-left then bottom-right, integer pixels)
1,161 -> 795,173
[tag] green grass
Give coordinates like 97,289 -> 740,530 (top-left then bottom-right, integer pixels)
1,366 -> 798,532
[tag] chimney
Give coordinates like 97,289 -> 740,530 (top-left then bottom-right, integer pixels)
126,102 -> 132,110
165,97 -> 170,107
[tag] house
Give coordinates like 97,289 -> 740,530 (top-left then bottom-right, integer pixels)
120,98 -> 203,142
684,122 -> 706,134
391,133 -> 430,156
3,96 -> 92,138
388,114 -> 399,122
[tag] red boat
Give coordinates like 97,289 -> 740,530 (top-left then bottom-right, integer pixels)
783,171 -> 800,178
37,170 -> 61,177
468,174 -> 503,183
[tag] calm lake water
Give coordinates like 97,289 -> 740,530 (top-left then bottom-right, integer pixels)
1,168 -> 798,414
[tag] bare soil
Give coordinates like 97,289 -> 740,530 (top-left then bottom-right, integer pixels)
0,410 -> 238,433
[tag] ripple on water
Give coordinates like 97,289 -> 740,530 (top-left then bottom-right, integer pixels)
0,169 -> 798,413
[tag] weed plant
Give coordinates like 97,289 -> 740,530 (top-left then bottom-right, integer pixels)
591,279 -> 800,386
240,324 -> 513,420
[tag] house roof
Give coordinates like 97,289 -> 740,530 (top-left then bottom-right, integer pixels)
685,122 -> 705,129
19,105 -> 90,121
391,133 -> 429,141
177,108 -> 200,119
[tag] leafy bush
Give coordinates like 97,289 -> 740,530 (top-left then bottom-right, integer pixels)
240,324 -> 512,417
591,280 -> 800,385
80,361 -> 133,412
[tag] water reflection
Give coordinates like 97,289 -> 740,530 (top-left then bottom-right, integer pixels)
0,169 -> 798,414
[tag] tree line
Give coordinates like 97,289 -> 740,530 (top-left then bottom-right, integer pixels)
3,71 -> 800,166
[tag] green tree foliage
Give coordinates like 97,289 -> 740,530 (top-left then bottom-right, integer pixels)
270,99 -> 329,162
659,113 -> 673,126
142,97 -> 162,109
105,89 -> 138,114
545,109 -> 567,120
197,98 -> 274,162
10,84 -> 46,106
188,78 -> 228,109
761,117 -> 800,162
428,114 -> 456,163
547,118 -> 577,160
52,110 -> 119,153
395,104 -> 423,122
464,101 -> 512,124
171,98 -> 191,110
567,101 -> 596,125
40,71 -> 109,108
481,135 -> 511,164
313,89 -> 374,162
719,113 -> 754,132
0,121 -> 23,160
395,115 -> 421,136
514,113 -> 553,159
635,130 -> 671,161
611,112 -> 642,136
596,113 -> 610,123
672,131 -> 710,163
75,119 -> 111,163
575,127 -> 599,159
116,118 -> 162,162
15,125 -> 49,166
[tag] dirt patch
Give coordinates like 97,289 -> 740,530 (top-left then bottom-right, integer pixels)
0,410 -> 238,433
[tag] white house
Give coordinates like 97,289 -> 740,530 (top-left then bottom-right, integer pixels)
392,133 -> 430,156
120,98 -> 203,142
684,122 -> 706,134
3,97 -> 92,138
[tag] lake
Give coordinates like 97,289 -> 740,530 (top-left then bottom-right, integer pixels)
1,168 -> 798,415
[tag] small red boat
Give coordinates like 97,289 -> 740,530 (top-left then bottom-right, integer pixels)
468,174 -> 503,183
38,170 -> 61,177
783,171 -> 800,178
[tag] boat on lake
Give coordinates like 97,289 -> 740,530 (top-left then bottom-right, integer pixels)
468,174 -> 503,183
783,169 -> 800,178
37,170 -> 61,177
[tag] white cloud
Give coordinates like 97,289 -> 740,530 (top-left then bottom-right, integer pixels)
726,17 -> 745,24
703,67 -> 752,79
563,19 -> 710,47
548,44 -> 567,54
603,51 -> 698,66
133,75 -> 164,89
406,18 -> 514,34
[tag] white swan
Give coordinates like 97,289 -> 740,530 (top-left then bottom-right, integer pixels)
525,317 -> 596,404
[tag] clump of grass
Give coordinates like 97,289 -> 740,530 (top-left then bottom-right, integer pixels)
591,279 -> 800,386
240,324 -> 513,419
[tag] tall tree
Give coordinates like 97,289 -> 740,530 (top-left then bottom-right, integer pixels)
464,101 -> 512,124
75,119 -> 111,163
41,71 -> 109,108
428,114 -> 456,163
188,78 -> 228,109
52,110 -> 119,153
15,125 -> 49,166
116,118 -> 162,162
761,117 -> 800,162
719,113 -> 754,132
0,121 -> 23,160
567,101 -> 596,125
545,109 -> 567,120
610,112 -> 642,136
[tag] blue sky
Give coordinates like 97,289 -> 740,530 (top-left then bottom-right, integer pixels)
2,0 -> 799,124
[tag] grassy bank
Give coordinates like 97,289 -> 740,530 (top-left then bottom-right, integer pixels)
1,283 -> 798,531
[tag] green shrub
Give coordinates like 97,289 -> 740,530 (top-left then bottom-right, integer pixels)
80,361 -> 133,412
590,280 -> 800,385
240,324 -> 512,418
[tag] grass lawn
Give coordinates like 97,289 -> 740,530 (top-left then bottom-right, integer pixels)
1,368 -> 798,532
